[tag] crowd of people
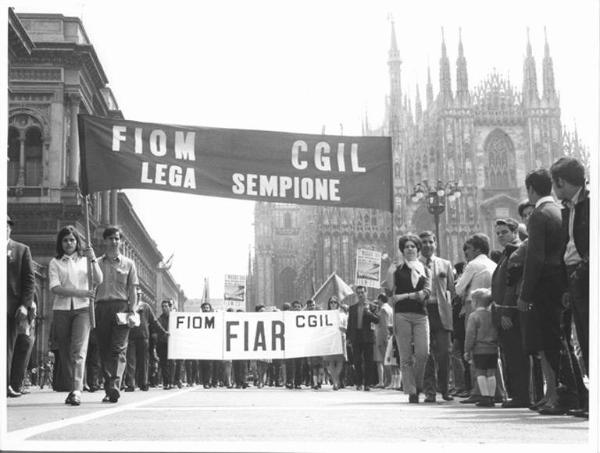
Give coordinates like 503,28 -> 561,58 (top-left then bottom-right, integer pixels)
6,156 -> 589,420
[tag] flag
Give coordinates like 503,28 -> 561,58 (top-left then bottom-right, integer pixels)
202,277 -> 210,304
312,273 -> 354,308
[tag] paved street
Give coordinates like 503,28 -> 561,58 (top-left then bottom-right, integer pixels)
4,385 -> 590,452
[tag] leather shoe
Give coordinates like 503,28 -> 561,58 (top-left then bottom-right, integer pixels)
538,404 -> 568,415
7,386 -> 21,398
456,390 -> 470,398
441,393 -> 454,401
363,386 -> 370,391
408,394 -> 419,404
104,388 -> 120,403
356,385 -> 363,391
501,399 -> 530,409
124,387 -> 135,392
424,394 -> 436,403
566,408 -> 588,418
140,385 -> 149,391
65,392 -> 81,406
476,396 -> 495,407
460,395 -> 482,404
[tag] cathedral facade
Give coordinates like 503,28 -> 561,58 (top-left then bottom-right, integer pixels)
251,24 -> 588,309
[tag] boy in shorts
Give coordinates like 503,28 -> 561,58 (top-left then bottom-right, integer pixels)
464,288 -> 499,407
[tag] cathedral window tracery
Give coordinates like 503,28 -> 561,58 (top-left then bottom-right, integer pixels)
484,129 -> 516,188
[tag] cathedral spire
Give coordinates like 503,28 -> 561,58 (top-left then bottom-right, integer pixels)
456,27 -> 470,105
522,27 -> 539,106
426,64 -> 434,109
415,84 -> 423,122
542,26 -> 557,102
439,27 -> 453,107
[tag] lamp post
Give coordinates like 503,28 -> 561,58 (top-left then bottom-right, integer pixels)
410,179 -> 462,256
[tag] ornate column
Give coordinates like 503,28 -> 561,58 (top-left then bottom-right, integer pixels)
68,93 -> 81,186
17,130 -> 26,186
101,191 -> 110,224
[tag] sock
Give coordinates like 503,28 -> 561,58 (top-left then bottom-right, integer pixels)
487,376 -> 497,398
477,376 -> 489,396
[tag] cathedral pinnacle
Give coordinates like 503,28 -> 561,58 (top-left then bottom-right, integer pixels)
388,16 -> 401,62
522,27 -> 539,106
456,27 -> 469,105
542,26 -> 557,103
439,27 -> 453,107
426,65 -> 434,109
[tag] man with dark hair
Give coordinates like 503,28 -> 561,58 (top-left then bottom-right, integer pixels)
419,231 -> 455,403
455,233 -> 497,404
551,156 -> 589,418
6,216 -> 36,398
346,285 -> 379,391
491,218 -> 529,408
95,226 -> 139,403
519,169 -> 568,415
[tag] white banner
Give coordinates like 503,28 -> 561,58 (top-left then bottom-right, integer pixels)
168,311 -> 343,360
224,274 -> 246,310
355,249 -> 382,288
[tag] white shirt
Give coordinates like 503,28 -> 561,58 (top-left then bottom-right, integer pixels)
455,253 -> 497,315
49,254 -> 91,310
564,188 -> 583,266
535,195 -> 555,208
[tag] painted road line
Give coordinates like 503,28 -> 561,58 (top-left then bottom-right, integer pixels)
4,387 -> 196,443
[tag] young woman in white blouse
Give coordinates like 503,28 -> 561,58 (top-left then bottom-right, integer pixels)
49,225 -> 102,406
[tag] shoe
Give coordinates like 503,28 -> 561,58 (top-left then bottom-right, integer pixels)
538,404 -> 569,416
363,386 -> 370,391
529,399 -> 548,411
460,395 -> 482,404
356,385 -> 363,391
124,387 -> 135,392
476,396 -> 495,407
176,381 -> 183,389
65,392 -> 81,406
448,388 -> 457,396
102,395 -> 112,403
501,399 -> 529,408
494,396 -> 504,404
441,393 -> 454,401
294,385 -> 301,389
7,386 -> 21,398
408,394 -> 419,404
456,390 -> 470,398
424,394 -> 436,403
567,409 -> 588,418
332,384 -> 339,391
106,388 -> 120,403
19,388 -> 30,395
140,385 -> 149,391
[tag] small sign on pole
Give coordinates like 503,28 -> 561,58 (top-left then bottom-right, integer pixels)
224,274 -> 246,310
355,249 -> 382,288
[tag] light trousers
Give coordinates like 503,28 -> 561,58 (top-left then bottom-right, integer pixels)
53,308 -> 91,392
394,312 -> 429,395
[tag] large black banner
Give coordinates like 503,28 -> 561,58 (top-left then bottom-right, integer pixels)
78,114 -> 393,211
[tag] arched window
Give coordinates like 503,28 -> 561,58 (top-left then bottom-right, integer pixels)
25,127 -> 43,186
280,267 -> 296,304
484,129 -> 516,188
8,127 -> 20,186
284,212 -> 292,229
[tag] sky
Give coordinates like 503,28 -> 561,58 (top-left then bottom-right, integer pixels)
9,0 -> 600,299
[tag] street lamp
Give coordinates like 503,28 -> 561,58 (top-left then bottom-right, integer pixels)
410,179 -> 462,256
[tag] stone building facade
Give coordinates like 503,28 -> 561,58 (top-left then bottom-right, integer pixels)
251,23 -> 588,309
7,10 -> 186,365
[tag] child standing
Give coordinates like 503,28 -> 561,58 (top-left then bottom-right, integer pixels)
464,288 -> 498,407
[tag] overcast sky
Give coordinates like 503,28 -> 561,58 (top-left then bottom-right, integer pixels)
10,0 -> 599,300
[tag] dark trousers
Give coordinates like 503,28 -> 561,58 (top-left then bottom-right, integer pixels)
125,337 -> 149,388
567,264 -> 588,375
95,301 -> 130,394
498,317 -> 530,403
86,329 -> 102,390
10,332 -> 35,391
185,360 -> 200,384
156,342 -> 170,386
6,316 -> 19,387
558,309 -> 587,409
285,358 -> 303,386
200,360 -> 213,386
233,360 -> 247,386
423,305 -> 450,396
351,341 -> 374,387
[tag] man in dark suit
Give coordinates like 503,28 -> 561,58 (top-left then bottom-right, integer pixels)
551,156 -> 590,418
6,215 -> 36,398
346,285 -> 379,391
491,218 -> 530,408
518,169 -> 568,415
